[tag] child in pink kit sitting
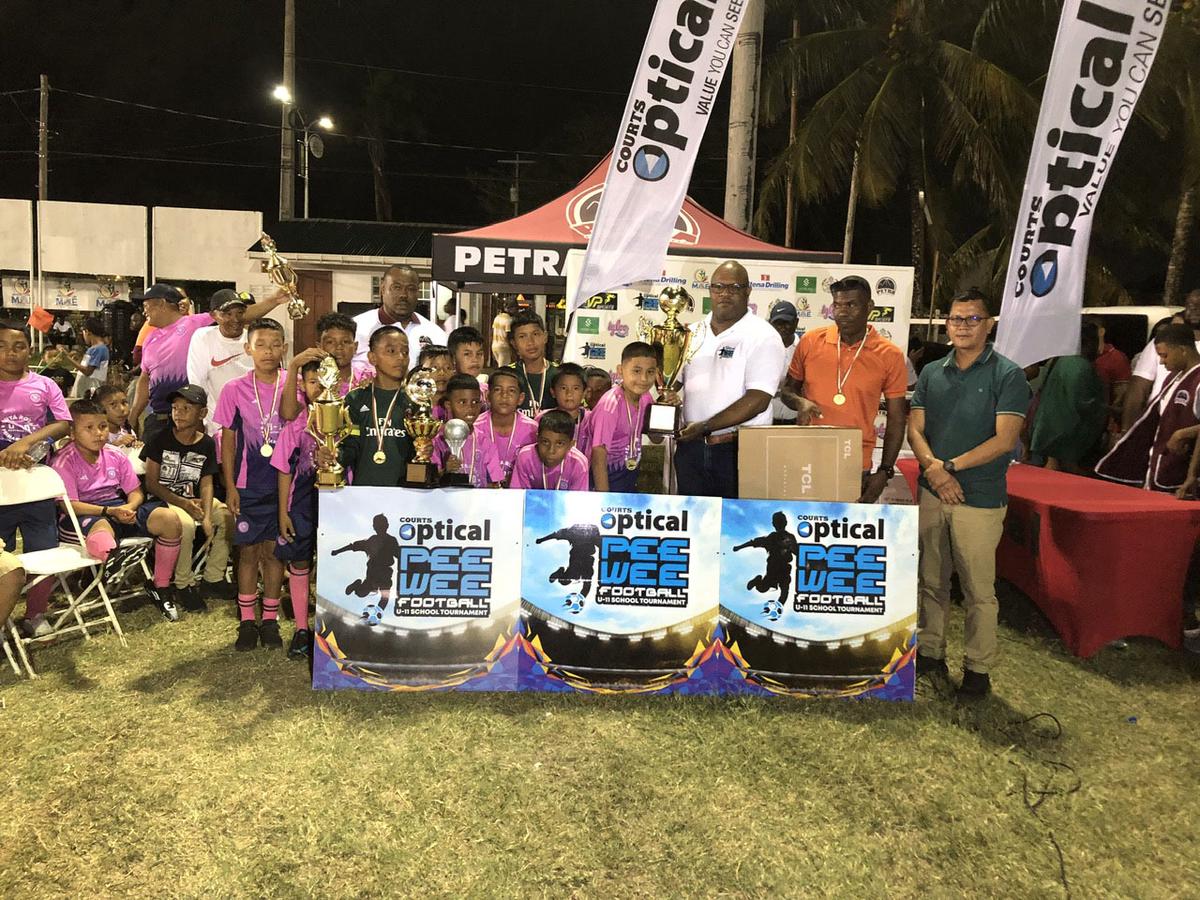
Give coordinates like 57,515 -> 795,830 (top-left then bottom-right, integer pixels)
432,374 -> 503,488
510,410 -> 589,491
475,369 -> 537,485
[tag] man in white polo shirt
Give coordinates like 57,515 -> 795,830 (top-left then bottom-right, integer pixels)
186,290 -> 255,435
666,260 -> 787,498
352,264 -> 445,371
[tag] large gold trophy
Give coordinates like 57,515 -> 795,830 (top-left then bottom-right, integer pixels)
638,286 -> 703,435
403,367 -> 443,488
260,231 -> 310,320
306,356 -> 352,489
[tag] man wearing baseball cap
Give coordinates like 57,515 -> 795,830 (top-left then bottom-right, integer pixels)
768,301 -> 800,425
186,289 -> 255,436
130,283 -> 288,447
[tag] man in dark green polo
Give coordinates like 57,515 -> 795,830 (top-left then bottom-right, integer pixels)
907,289 -> 1031,700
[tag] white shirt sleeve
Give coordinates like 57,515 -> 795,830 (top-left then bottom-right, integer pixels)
186,327 -> 209,389
1132,336 -> 1159,381
742,322 -> 788,395
353,309 -> 377,367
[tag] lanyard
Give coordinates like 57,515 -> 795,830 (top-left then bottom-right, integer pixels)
624,393 -> 641,464
542,457 -> 565,491
488,415 -> 518,469
519,361 -> 549,414
251,373 -> 282,448
370,386 -> 401,458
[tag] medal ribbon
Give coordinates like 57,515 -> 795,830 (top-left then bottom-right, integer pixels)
836,333 -> 869,399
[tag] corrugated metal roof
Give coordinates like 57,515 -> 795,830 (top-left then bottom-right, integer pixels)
248,218 -> 474,260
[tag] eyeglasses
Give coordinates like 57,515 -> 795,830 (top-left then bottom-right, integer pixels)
947,315 -> 988,327
710,282 -> 748,295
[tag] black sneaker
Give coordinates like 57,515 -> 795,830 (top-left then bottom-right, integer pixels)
956,668 -> 992,701
288,628 -> 313,660
147,585 -> 180,622
259,619 -> 284,649
179,585 -> 208,614
916,653 -> 949,678
203,579 -> 237,602
235,620 -> 260,651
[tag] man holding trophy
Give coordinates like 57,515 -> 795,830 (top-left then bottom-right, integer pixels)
656,260 -> 787,499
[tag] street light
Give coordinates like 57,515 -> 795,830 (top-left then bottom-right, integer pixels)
271,86 -> 334,219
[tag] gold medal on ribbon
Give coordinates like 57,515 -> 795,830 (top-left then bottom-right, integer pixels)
372,450 -> 387,465
833,393 -> 847,406
260,444 -> 274,458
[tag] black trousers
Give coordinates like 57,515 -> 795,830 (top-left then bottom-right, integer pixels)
674,439 -> 738,499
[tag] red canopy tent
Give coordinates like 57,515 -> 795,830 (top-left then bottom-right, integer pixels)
431,155 -> 840,294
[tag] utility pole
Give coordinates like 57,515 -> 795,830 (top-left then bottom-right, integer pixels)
723,0 -> 763,232
783,17 -> 799,248
38,74 -> 49,200
278,0 -> 296,220
498,153 -> 535,217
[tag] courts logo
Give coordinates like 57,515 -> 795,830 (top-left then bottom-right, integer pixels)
1030,253 -> 1058,297
633,146 -> 669,181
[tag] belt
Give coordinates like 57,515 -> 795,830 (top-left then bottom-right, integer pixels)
704,431 -> 737,446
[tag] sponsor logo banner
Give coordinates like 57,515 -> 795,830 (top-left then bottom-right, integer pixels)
997,0 -> 1168,367
570,0 -> 751,306
431,236 -> 566,287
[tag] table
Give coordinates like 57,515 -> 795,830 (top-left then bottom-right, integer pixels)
898,460 -> 1200,657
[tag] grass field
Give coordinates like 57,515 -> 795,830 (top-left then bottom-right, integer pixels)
2,582 -> 1197,899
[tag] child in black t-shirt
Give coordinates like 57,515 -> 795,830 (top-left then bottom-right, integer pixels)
140,384 -> 234,610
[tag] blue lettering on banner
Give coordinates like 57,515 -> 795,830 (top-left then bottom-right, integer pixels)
596,535 -> 690,607
395,545 -> 493,617
793,543 -> 887,615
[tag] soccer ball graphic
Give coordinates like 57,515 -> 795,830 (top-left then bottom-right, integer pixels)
762,599 -> 783,622
563,592 -> 586,615
361,603 -> 383,627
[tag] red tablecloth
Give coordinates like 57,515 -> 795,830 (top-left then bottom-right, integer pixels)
898,460 -> 1200,657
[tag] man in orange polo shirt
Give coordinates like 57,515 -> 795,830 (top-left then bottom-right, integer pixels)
781,275 -> 908,502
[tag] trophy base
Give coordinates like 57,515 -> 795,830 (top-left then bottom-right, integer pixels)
646,402 -> 681,437
315,467 -> 345,490
403,462 -> 440,488
439,472 -> 472,488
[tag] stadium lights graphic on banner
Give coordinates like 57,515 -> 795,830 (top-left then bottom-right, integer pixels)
996,0 -> 1168,368
570,0 -> 751,307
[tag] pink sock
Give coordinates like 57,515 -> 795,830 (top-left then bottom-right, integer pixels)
262,597 -> 281,622
237,593 -> 257,622
153,538 -> 181,588
24,578 -> 54,619
85,529 -> 117,564
288,570 -> 310,630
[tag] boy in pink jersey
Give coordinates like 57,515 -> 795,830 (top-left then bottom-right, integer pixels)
432,374 -> 503,488
475,369 -> 537,486
448,326 -> 489,409
274,360 -> 322,660
510,410 -> 590,491
52,398 -> 185,621
589,342 -> 658,493
280,312 -> 375,423
541,363 -> 592,456
214,319 -> 288,652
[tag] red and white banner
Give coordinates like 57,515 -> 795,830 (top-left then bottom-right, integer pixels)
570,0 -> 750,308
996,0 -> 1168,367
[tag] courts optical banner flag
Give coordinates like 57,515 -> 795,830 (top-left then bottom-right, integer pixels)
570,0 -> 750,308
313,488 -> 917,700
996,0 -> 1168,368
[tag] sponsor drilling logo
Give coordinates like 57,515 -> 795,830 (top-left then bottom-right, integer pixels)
394,517 -> 493,617
595,507 -> 691,606
615,0 -> 743,183
792,516 -> 887,615
1012,1 -> 1158,300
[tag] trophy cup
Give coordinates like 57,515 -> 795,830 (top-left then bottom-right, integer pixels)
260,231 -> 310,320
306,356 -> 352,489
403,367 -> 443,488
638,286 -> 703,435
440,418 -> 472,487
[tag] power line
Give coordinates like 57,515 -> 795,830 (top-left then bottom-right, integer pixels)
297,55 -> 626,97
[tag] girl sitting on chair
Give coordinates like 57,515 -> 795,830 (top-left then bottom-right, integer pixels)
50,398 -> 183,621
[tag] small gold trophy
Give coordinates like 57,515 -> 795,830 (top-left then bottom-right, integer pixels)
306,356 -> 352,489
260,231 -> 310,320
639,286 -> 703,435
403,367 -> 443,488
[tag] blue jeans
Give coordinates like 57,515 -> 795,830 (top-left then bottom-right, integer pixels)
674,439 -> 738,499
0,499 -> 59,552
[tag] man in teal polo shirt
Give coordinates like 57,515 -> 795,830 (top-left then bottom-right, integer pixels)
907,290 -> 1031,700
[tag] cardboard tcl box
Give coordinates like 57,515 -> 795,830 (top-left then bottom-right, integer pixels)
737,425 -> 861,502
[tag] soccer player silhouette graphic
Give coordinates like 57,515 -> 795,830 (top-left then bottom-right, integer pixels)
733,511 -> 798,621
536,523 -> 601,613
331,514 -> 403,624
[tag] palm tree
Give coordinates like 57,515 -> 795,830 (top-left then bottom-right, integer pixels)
755,0 -> 1050,312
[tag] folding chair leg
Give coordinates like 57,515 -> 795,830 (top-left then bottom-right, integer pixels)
8,620 -> 36,678
2,622 -> 20,676
61,573 -> 92,641
96,581 -> 127,648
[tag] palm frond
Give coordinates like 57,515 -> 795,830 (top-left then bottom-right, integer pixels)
934,40 -> 1039,126
760,27 -> 882,123
931,78 -> 1020,214
856,63 -> 922,205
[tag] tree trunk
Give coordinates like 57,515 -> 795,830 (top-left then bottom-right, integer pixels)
910,180 -> 927,316
784,15 -> 800,248
367,137 -> 392,222
1164,183 -> 1196,306
843,149 -> 860,263
724,0 -> 764,231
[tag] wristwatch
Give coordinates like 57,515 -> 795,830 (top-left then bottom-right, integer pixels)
944,459 -> 957,474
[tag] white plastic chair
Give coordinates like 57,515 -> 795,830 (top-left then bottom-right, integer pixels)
1,466 -> 127,678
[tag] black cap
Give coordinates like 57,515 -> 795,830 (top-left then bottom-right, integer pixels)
769,300 -> 798,323
132,283 -> 184,304
212,288 -> 251,311
167,384 -> 207,407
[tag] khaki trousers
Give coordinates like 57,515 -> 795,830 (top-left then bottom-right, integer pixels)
917,488 -> 1007,674
170,500 -> 234,588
